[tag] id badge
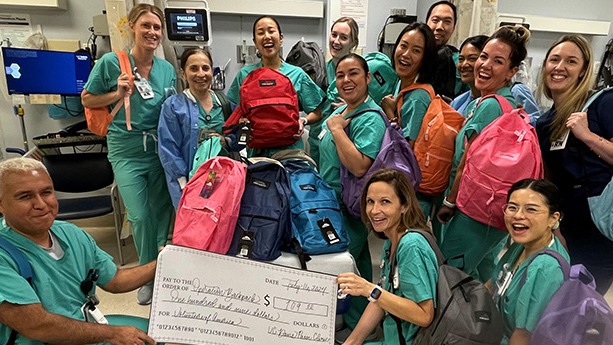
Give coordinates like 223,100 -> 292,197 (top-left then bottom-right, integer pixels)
318,128 -> 328,141
134,78 -> 154,99
550,129 -> 570,151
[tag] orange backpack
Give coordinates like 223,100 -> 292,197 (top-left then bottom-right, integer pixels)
396,83 -> 465,195
84,51 -> 133,136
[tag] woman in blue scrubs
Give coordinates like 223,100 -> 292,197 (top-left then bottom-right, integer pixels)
158,48 -> 231,208
338,169 -> 437,345
81,4 -> 175,305
227,16 -> 325,157
488,179 -> 568,345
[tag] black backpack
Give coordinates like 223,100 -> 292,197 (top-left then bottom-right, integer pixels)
431,45 -> 459,99
391,229 -> 504,345
285,41 -> 328,91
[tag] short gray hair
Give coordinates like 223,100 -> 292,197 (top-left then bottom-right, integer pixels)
0,158 -> 48,196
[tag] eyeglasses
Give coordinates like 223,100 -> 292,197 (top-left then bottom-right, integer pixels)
502,204 -> 548,217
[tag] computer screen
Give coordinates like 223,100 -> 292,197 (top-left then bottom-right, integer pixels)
165,8 -> 209,43
2,47 -> 91,95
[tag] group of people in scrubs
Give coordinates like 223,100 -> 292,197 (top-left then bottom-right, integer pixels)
79,1 -> 613,344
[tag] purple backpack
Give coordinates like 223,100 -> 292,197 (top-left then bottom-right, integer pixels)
340,108 -> 421,219
522,250 -> 613,345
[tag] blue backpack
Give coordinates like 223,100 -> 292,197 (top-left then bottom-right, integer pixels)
523,250 -> 613,345
227,159 -> 292,261
0,235 -> 34,345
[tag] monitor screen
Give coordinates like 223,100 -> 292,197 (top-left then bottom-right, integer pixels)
165,8 -> 209,43
2,47 -> 91,95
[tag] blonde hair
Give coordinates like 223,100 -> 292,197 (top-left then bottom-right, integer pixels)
128,4 -> 165,42
331,17 -> 359,52
0,158 -> 48,196
538,35 -> 594,141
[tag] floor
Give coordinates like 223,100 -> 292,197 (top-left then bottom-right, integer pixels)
79,216 -> 613,332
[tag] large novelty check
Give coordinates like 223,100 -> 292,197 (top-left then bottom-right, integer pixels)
148,245 -> 338,345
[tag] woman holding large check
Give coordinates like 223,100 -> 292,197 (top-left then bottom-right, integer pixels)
337,169 -> 438,345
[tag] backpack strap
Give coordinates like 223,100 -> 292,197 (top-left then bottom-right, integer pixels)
478,94 -> 515,114
111,51 -> 134,131
213,90 -> 232,120
582,87 -> 613,111
0,235 -> 35,345
343,107 -> 390,128
395,83 -> 436,126
518,249 -> 571,288
405,229 -> 445,266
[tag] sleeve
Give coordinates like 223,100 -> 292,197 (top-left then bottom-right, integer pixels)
513,256 -> 564,332
396,235 -> 438,304
0,254 -> 40,306
511,84 -> 541,127
227,71 -> 245,104
83,52 -> 119,95
399,89 -> 431,139
158,96 -> 188,208
464,98 -> 504,139
593,91 -> 613,140
351,112 -> 387,160
296,72 -> 325,113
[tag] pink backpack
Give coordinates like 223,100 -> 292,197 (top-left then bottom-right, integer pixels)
456,95 -> 543,230
173,157 -> 247,253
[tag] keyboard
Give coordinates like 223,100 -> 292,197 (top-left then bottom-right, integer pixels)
33,134 -> 106,149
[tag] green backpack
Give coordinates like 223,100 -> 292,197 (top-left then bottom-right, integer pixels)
364,52 -> 399,104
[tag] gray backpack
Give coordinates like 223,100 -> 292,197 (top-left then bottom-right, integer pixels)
285,41 -> 328,91
391,229 -> 504,345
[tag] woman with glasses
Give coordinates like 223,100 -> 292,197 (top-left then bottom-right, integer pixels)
487,179 -> 569,345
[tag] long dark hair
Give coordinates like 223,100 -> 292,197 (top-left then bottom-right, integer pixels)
392,22 -> 437,84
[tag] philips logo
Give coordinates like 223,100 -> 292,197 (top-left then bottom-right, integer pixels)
177,15 -> 196,21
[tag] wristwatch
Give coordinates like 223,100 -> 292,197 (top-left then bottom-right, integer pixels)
367,285 -> 383,302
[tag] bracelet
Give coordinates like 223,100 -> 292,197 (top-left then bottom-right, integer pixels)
442,197 -> 457,208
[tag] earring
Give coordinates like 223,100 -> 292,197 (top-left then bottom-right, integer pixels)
552,220 -> 560,230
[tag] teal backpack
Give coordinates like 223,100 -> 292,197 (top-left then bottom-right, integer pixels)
364,52 -> 399,104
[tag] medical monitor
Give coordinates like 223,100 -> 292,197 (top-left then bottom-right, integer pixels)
2,47 -> 91,95
165,8 -> 211,45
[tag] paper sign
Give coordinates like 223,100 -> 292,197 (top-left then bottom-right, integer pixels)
149,245 -> 337,345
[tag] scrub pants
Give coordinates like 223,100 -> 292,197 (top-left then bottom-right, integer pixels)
439,210 -> 507,283
341,206 -> 372,330
108,135 -> 173,265
417,192 -> 445,246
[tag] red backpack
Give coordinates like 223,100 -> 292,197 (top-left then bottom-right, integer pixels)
173,156 -> 247,253
396,83 -> 465,195
456,95 -> 544,230
223,67 -> 300,148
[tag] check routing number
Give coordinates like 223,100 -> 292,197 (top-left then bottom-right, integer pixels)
149,245 -> 338,345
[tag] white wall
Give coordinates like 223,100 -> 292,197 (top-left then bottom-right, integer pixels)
0,0 -> 108,156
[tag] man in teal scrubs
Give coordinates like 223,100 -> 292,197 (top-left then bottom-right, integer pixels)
0,158 -> 157,345
319,97 -> 386,329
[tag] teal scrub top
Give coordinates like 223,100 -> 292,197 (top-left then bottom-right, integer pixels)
449,86 -> 516,185
227,61 -> 325,114
0,221 -> 117,345
312,59 -> 338,137
377,232 -> 438,345
84,51 -> 176,138
196,91 -> 225,133
491,237 -> 569,344
393,81 -> 432,140
318,97 -> 386,196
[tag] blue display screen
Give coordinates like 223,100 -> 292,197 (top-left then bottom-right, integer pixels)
2,47 -> 91,95
170,13 -> 204,35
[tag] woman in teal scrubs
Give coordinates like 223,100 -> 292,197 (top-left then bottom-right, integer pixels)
487,179 -> 568,345
310,17 -> 359,164
380,22 -> 441,239
227,16 -> 325,157
436,26 -> 531,282
81,4 -> 175,304
338,169 -> 438,345
319,53 -> 386,330
158,48 -> 229,208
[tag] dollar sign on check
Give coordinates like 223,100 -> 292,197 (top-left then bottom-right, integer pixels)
264,294 -> 270,307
